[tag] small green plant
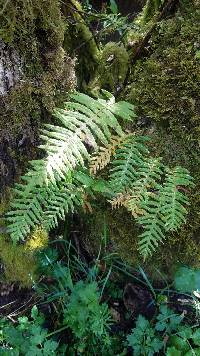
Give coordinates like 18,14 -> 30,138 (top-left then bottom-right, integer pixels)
127,304 -> 200,355
63,280 -> 112,354
0,306 -> 59,355
127,315 -> 163,355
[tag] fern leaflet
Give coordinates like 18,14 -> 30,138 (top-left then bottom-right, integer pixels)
90,134 -> 130,175
160,167 -> 194,231
109,136 -> 150,193
137,191 -> 166,259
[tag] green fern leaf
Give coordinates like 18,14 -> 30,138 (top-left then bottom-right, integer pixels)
7,93 -> 136,242
42,181 -> 83,231
109,136 -> 150,193
99,90 -> 136,121
137,166 -> 194,259
161,167 -> 194,231
137,192 -> 166,259
7,186 -> 45,241
127,158 -> 163,217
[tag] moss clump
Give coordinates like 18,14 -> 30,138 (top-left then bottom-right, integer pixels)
98,42 -> 129,92
25,226 -> 49,251
129,9 -> 200,135
0,0 -> 77,191
0,236 -> 37,288
0,227 -> 48,287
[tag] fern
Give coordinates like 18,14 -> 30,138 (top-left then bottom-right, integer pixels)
109,147 -> 193,259
7,180 -> 82,242
6,92 -> 193,260
137,191 -> 166,259
126,158 -> 163,217
40,92 -> 125,184
109,136 -> 150,193
137,167 -> 194,259
160,166 -> 194,231
90,134 -> 131,175
6,92 -> 135,242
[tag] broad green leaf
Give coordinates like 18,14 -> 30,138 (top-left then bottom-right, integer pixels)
109,0 -> 118,14
166,346 -> 181,356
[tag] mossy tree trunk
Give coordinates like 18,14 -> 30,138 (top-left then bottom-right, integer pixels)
0,0 -> 99,198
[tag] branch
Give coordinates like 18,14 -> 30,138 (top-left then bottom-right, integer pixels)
131,0 -> 179,64
120,0 -> 180,92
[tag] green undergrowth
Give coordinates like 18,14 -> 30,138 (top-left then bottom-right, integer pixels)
1,240 -> 200,355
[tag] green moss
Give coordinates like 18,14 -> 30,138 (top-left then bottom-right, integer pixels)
129,10 -> 200,134
0,235 -> 37,287
0,0 -> 65,47
0,0 -> 76,128
0,226 -> 49,287
0,0 -> 76,190
98,42 -> 129,92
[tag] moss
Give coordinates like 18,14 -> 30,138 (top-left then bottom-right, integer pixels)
62,0 -> 99,89
0,226 -> 48,287
25,226 -> 49,251
0,0 -> 76,127
0,0 -> 77,191
98,42 -> 129,92
129,10 -> 200,135
0,235 -> 37,287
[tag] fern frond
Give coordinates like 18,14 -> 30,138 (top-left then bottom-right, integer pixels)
137,192 -> 165,260
160,167 -> 194,231
40,92 -> 128,184
98,90 -> 137,121
90,134 -> 131,175
42,181 -> 83,231
7,180 -> 82,242
109,192 -> 132,209
7,93 -> 136,242
109,136 -> 150,193
7,185 -> 46,242
126,158 -> 163,217
136,166 -> 194,259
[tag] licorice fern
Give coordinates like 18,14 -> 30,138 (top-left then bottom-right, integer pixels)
160,167 -> 194,231
6,92 -> 193,260
126,158 -> 163,217
7,180 -> 83,242
137,166 -> 194,259
106,139 -> 193,259
6,92 -> 135,242
109,135 -> 150,193
137,191 -> 166,259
